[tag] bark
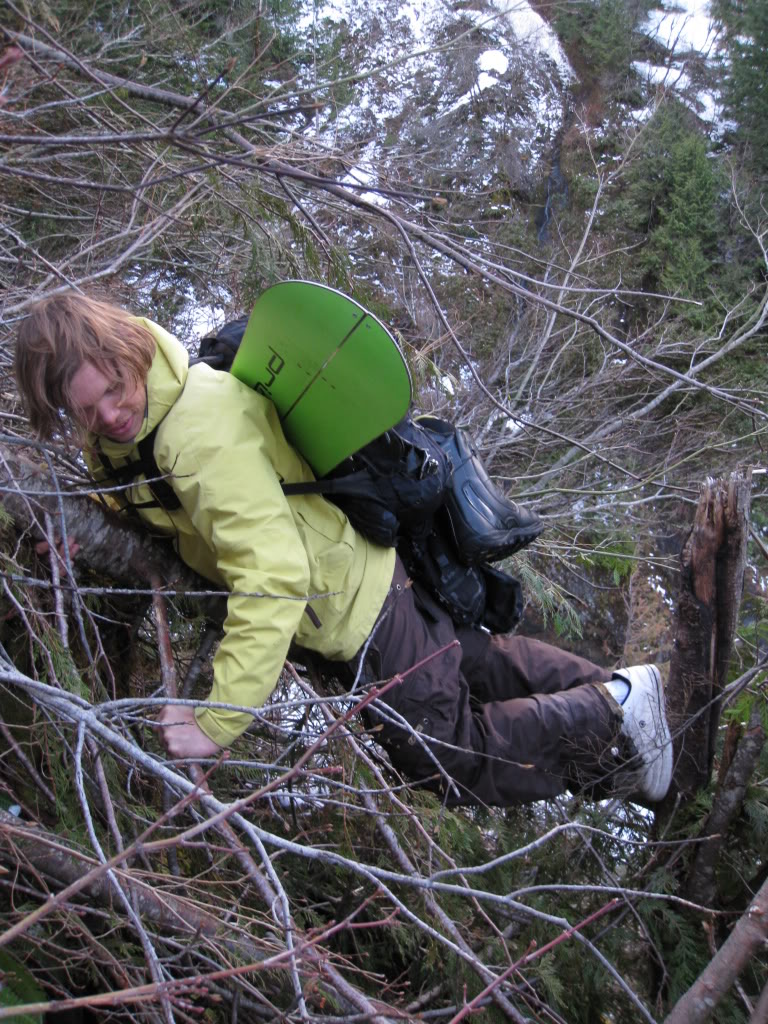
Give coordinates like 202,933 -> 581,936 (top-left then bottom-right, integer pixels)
687,700 -> 766,908
750,981 -> 768,1024
665,472 -> 751,800
0,809 -> 264,960
663,873 -> 768,1024
0,442 -> 199,589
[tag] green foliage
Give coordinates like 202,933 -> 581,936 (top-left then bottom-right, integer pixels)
419,798 -> 491,868
578,537 -> 636,586
535,952 -> 566,1008
619,104 -> 692,231
619,104 -> 721,309
0,563 -> 87,699
647,902 -> 710,1004
555,0 -> 645,82
42,628 -> 88,698
568,171 -> 600,210
0,950 -> 45,1024
511,556 -> 584,639
715,0 -> 768,173
583,0 -> 634,73
648,136 -> 719,297
745,792 -> 768,846
722,687 -> 768,732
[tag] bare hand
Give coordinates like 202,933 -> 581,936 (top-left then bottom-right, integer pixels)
156,704 -> 223,759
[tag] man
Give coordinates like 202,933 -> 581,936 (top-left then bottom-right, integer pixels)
14,291 -> 673,806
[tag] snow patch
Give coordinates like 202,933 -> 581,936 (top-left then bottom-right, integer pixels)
648,574 -> 674,608
341,141 -> 390,206
478,49 -> 509,76
297,0 -> 349,28
633,60 -> 691,91
634,0 -> 725,129
642,0 -> 719,54
491,0 -> 574,78
185,293 -> 227,336
286,0 -> 578,210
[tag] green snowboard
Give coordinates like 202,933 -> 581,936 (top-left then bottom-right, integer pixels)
231,281 -> 412,476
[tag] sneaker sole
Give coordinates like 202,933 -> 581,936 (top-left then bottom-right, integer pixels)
617,664 -> 673,802
644,665 -> 673,801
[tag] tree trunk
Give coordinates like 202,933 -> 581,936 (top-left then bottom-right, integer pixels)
664,471 -> 751,801
0,442 -> 200,589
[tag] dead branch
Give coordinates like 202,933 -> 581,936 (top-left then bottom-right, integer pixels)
0,808 -> 262,956
687,699 -> 766,908
664,874 -> 768,1024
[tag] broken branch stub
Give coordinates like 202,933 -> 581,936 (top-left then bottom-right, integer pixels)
666,471 -> 751,800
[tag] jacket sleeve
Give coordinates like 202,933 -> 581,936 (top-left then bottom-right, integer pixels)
153,377 -> 312,747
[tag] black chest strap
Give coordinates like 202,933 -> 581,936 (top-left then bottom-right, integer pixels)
95,429 -> 182,512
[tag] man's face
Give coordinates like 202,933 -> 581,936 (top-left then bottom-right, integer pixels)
69,362 -> 146,442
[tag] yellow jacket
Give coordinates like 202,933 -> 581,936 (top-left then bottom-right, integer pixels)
86,320 -> 395,745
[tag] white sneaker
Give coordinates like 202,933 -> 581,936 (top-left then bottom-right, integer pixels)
613,664 -> 673,803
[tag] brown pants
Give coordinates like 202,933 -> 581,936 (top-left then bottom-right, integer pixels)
350,557 -> 623,807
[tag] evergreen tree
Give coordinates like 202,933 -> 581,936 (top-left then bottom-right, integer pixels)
555,0 -> 638,83
717,0 -> 768,173
621,104 -> 720,309
647,134 -> 719,297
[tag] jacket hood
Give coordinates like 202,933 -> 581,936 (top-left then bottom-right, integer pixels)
91,317 -> 189,456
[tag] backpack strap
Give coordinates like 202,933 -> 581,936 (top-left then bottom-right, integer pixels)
281,469 -> 372,499
94,429 -> 182,512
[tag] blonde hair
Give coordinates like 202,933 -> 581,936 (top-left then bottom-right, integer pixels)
15,292 -> 156,439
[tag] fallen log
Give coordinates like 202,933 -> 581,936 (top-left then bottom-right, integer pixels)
0,808 -> 249,952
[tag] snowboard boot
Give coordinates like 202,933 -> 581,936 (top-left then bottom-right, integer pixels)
418,416 -> 543,564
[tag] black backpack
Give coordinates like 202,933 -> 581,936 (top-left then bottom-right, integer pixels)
281,415 -> 451,547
